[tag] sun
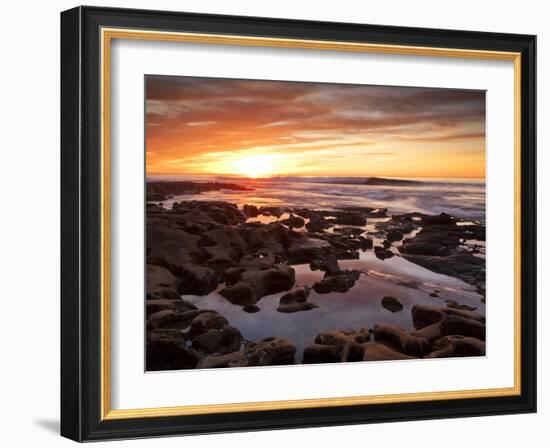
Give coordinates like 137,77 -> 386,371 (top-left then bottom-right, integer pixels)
231,154 -> 275,178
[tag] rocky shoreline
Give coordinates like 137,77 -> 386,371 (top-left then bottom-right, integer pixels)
146,181 -> 486,370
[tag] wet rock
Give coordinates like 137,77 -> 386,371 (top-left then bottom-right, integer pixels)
176,264 -> 219,295
243,204 -> 259,218
421,212 -> 455,226
373,323 -> 430,357
333,212 -> 367,226
172,200 -> 245,226
242,222 -> 292,253
314,329 -> 370,345
146,330 -> 201,371
277,286 -> 318,313
445,300 -> 477,311
146,298 -> 196,316
336,206 -> 387,218
279,286 -> 309,304
146,264 -> 181,300
189,311 -> 228,337
412,304 -> 484,330
278,302 -> 319,313
309,254 -> 340,275
224,267 -> 245,285
281,214 -> 305,228
147,225 -> 203,268
239,249 -> 275,270
439,314 -> 486,340
245,337 -> 296,366
147,309 -> 204,330
259,206 -> 286,218
202,227 -> 249,273
220,264 -> 295,305
303,343 -> 363,363
286,236 -> 333,264
197,351 -> 247,369
411,322 -> 442,344
312,269 -> 361,294
386,230 -> 404,243
381,296 -> 403,312
426,335 -> 485,358
192,325 -> 243,355
305,217 -> 331,233
362,342 -> 415,361
147,181 -> 251,202
243,305 -> 260,313
374,246 -> 394,260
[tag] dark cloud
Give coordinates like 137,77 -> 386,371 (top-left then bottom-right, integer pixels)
145,75 -> 485,171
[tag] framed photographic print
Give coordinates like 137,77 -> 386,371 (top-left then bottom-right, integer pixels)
60,6 -> 537,442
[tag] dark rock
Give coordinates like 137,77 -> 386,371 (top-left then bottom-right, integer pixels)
333,213 -> 367,226
445,300 -> 477,311
239,249 -> 275,270
373,323 -> 430,357
386,230 -> 404,242
286,236 -> 333,264
426,335 -> 485,358
374,246 -> 394,260
305,217 -> 331,233
314,329 -> 370,345
242,222 -> 292,253
146,298 -> 196,316
411,322 -> 442,344
245,337 -> 296,366
189,311 -> 228,337
147,225 -> 202,268
412,304 -> 484,330
146,330 -> 201,371
281,214 -> 305,228
277,286 -> 318,313
362,341 -> 415,361
421,212 -> 455,226
146,264 -> 181,300
303,343 -> 363,363
279,286 -> 310,305
243,305 -> 260,313
147,309 -> 203,330
197,351 -> 247,369
176,264 -> 219,295
243,204 -> 259,218
172,200 -> 246,226
192,325 -> 243,355
439,314 -> 486,340
381,296 -> 403,312
259,206 -> 286,218
224,267 -> 245,285
220,264 -> 295,305
309,254 -> 340,275
147,181 -> 252,201
278,302 -> 319,313
312,269 -> 361,294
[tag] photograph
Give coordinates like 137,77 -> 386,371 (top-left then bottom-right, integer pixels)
145,76 -> 487,371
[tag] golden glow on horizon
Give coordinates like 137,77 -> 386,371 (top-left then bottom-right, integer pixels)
230,154 -> 276,178
145,77 -> 486,179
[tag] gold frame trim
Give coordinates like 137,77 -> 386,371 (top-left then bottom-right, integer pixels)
100,28 -> 522,421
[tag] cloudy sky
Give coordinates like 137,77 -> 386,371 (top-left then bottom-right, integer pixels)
145,76 -> 485,178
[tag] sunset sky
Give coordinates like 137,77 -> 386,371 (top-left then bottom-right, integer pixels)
145,76 -> 486,179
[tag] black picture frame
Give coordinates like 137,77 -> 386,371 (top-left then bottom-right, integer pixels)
61,5 -> 536,442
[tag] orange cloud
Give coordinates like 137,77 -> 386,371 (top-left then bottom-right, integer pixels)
145,76 -> 485,178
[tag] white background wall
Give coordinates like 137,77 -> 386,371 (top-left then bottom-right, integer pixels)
0,0 -> 546,445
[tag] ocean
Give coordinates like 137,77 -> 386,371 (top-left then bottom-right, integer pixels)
147,174 -> 486,221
